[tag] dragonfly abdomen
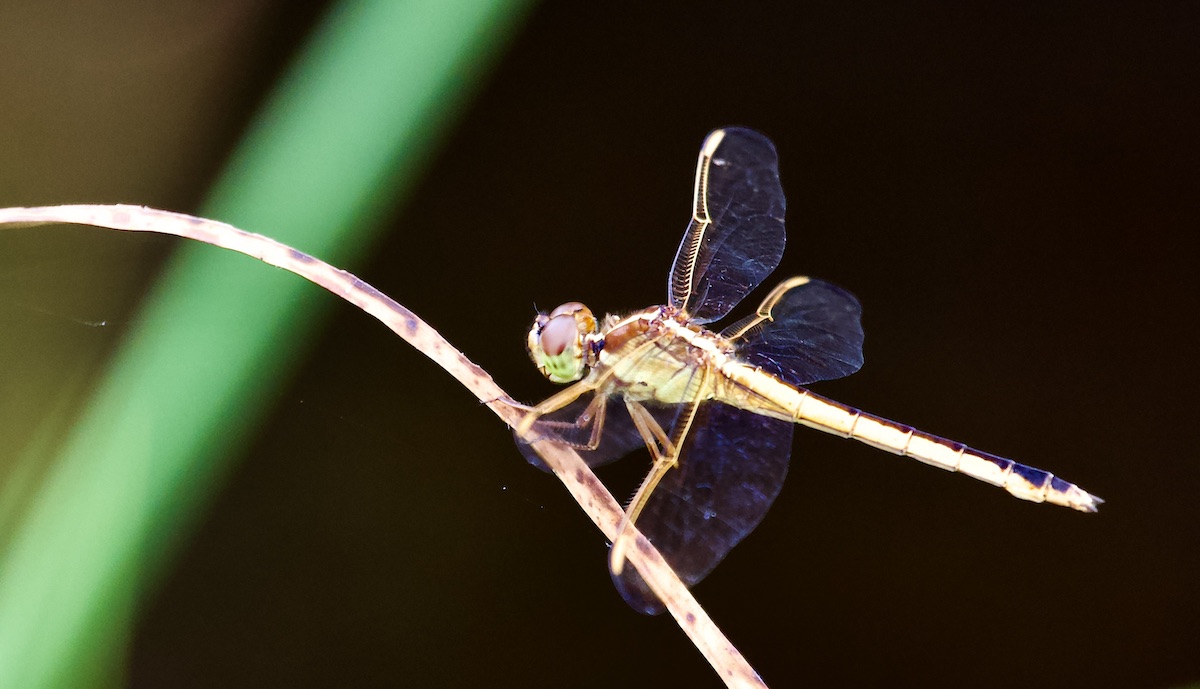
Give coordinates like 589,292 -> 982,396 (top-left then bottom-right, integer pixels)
718,363 -> 1102,513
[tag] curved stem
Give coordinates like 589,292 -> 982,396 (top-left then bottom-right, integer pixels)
0,204 -> 768,689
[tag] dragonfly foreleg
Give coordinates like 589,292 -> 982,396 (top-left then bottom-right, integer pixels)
521,393 -> 611,452
514,380 -> 597,439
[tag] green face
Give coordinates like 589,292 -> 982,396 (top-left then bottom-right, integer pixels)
539,344 -> 584,383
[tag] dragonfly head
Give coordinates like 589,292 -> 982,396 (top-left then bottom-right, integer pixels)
527,302 -> 597,384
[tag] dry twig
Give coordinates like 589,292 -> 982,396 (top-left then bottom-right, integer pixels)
0,204 -> 768,689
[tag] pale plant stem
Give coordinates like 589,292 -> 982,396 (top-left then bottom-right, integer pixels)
0,204 -> 769,689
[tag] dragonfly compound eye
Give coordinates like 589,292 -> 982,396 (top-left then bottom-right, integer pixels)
540,314 -> 577,356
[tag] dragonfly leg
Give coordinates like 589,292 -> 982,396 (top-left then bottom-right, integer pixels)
514,380 -> 597,439
610,393 -> 708,577
581,394 -> 610,450
519,392 -> 610,451
625,400 -> 677,461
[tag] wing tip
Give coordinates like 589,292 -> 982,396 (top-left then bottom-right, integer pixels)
702,129 -> 726,157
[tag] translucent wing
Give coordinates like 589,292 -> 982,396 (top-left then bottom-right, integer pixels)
669,128 -> 787,324
612,402 -> 793,614
722,277 -> 864,386
515,394 -> 680,472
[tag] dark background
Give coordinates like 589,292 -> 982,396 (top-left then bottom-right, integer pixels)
2,2 -> 1198,687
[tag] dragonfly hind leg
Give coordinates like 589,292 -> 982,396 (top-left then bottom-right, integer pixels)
609,398 -> 704,577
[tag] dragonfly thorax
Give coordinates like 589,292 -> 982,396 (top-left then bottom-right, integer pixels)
527,302 -> 600,383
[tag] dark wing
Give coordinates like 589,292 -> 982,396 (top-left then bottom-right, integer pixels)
515,394 -> 680,472
722,277 -> 864,386
612,402 -> 793,614
669,128 -> 787,324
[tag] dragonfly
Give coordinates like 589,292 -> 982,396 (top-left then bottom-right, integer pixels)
515,127 -> 1102,615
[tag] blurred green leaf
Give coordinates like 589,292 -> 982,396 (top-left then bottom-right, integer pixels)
0,0 -> 532,686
